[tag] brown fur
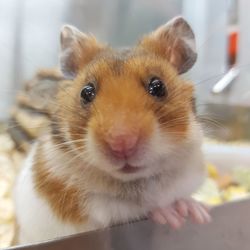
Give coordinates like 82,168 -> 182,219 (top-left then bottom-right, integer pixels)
50,118 -> 73,153
33,143 -> 88,224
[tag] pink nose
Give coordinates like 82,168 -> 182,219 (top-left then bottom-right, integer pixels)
106,134 -> 139,158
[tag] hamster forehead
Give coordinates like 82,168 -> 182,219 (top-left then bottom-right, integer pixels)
75,48 -> 179,88
72,48 -> 195,121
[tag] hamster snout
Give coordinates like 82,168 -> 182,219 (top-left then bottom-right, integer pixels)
95,112 -> 155,166
105,131 -> 139,159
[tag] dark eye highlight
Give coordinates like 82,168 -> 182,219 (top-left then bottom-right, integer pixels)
80,83 -> 96,104
148,77 -> 167,98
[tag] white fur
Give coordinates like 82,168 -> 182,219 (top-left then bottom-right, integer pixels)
14,146 -> 95,244
88,170 -> 204,227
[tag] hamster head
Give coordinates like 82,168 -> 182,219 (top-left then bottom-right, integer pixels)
54,17 -> 201,181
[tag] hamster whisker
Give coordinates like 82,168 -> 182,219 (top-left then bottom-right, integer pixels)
156,115 -> 189,125
52,138 -> 87,146
196,115 -> 224,129
160,124 -> 189,130
158,120 -> 189,127
44,144 -> 78,158
45,143 -> 87,162
159,130 -> 189,137
59,147 -> 89,166
48,136 -> 88,149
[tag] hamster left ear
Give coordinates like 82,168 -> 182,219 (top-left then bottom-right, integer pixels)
59,25 -> 104,79
139,16 -> 197,74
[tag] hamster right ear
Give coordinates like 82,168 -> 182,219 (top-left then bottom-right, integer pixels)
138,16 -> 197,74
60,25 -> 104,79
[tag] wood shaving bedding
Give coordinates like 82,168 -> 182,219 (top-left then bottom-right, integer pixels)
0,132 -> 24,248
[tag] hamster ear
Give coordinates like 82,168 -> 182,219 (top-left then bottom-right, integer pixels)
139,16 -> 197,74
60,25 -> 103,79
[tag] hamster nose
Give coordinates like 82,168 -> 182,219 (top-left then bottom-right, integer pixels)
106,134 -> 139,159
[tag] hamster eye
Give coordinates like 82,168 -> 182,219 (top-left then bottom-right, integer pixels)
148,77 -> 166,98
80,83 -> 96,104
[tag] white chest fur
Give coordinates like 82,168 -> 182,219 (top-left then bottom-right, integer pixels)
87,172 -> 204,227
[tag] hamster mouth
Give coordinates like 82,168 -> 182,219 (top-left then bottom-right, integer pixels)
120,164 -> 142,174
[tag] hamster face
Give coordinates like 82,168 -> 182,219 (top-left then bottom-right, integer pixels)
55,50 -> 196,181
53,17 -> 200,181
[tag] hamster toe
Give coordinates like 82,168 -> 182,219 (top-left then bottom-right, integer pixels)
175,198 -> 211,224
149,206 -> 185,229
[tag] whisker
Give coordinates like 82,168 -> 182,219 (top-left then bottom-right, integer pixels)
197,116 -> 225,129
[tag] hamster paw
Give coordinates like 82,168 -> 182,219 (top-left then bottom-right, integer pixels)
149,198 -> 211,229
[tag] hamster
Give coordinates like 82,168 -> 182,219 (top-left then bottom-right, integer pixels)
14,16 -> 210,244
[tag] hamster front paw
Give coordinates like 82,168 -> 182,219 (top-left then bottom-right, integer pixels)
149,198 -> 211,229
